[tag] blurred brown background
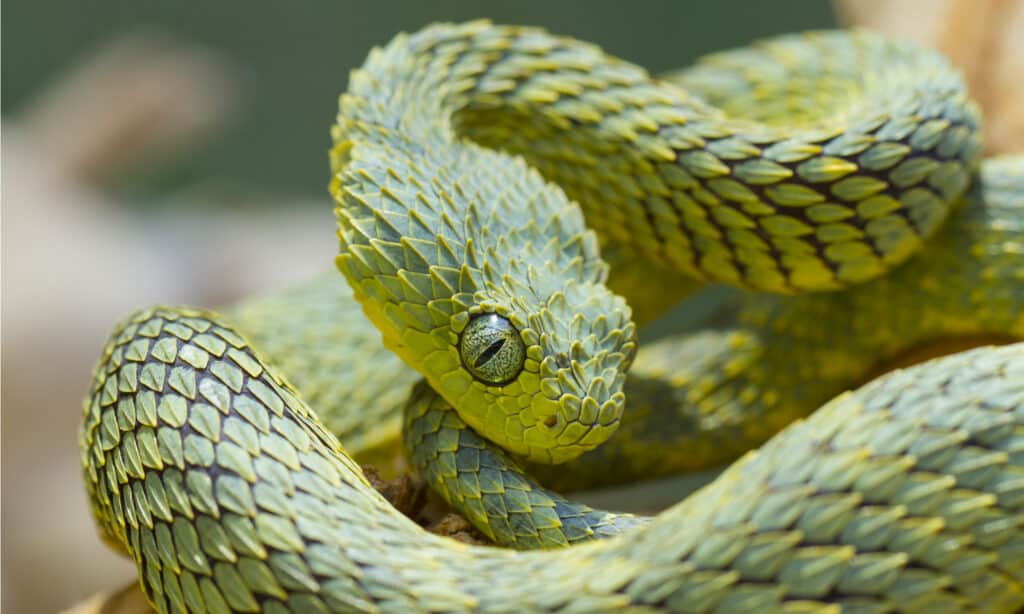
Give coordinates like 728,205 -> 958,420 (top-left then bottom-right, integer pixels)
1,1 -> 1020,612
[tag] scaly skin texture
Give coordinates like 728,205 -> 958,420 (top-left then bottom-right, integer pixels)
81,21 -> 1024,613
402,158 -> 1024,543
531,157 -> 1024,490
225,277 -> 415,459
403,380 -> 649,548
225,156 -> 1023,494
329,22 -> 980,465
81,322 -> 1024,611
452,26 -> 981,292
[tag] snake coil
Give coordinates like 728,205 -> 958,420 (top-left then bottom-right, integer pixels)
82,22 -> 1023,613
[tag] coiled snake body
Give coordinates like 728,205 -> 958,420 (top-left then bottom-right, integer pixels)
81,22 -> 1024,613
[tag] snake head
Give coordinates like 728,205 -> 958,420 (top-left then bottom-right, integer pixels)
448,278 -> 637,464
332,136 -> 637,464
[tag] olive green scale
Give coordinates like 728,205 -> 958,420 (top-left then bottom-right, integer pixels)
328,21 -> 982,469
222,157 -> 1024,499
80,315 -> 1024,612
80,20 -> 1024,613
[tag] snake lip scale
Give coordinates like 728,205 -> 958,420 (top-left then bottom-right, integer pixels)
81,20 -> 1023,613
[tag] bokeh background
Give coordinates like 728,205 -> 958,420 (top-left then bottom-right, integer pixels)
2,1 -> 1020,612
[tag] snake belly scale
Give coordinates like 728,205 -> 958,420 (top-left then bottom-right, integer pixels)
81,21 -> 1023,613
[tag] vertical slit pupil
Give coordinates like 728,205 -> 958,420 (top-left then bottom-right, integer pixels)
474,338 -> 506,368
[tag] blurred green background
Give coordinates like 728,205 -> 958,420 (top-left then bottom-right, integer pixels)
2,2 -> 836,612
3,0 -> 835,203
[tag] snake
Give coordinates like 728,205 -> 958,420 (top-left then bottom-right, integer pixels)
79,21 -> 1024,613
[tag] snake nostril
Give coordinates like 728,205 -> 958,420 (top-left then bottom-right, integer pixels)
555,352 -> 570,369
543,415 -> 557,428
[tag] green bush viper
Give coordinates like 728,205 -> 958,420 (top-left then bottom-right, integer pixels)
81,21 -> 1024,613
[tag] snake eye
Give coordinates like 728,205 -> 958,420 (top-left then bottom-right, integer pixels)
459,314 -> 526,385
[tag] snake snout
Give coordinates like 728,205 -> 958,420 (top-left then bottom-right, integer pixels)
535,356 -> 629,464
527,302 -> 636,464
